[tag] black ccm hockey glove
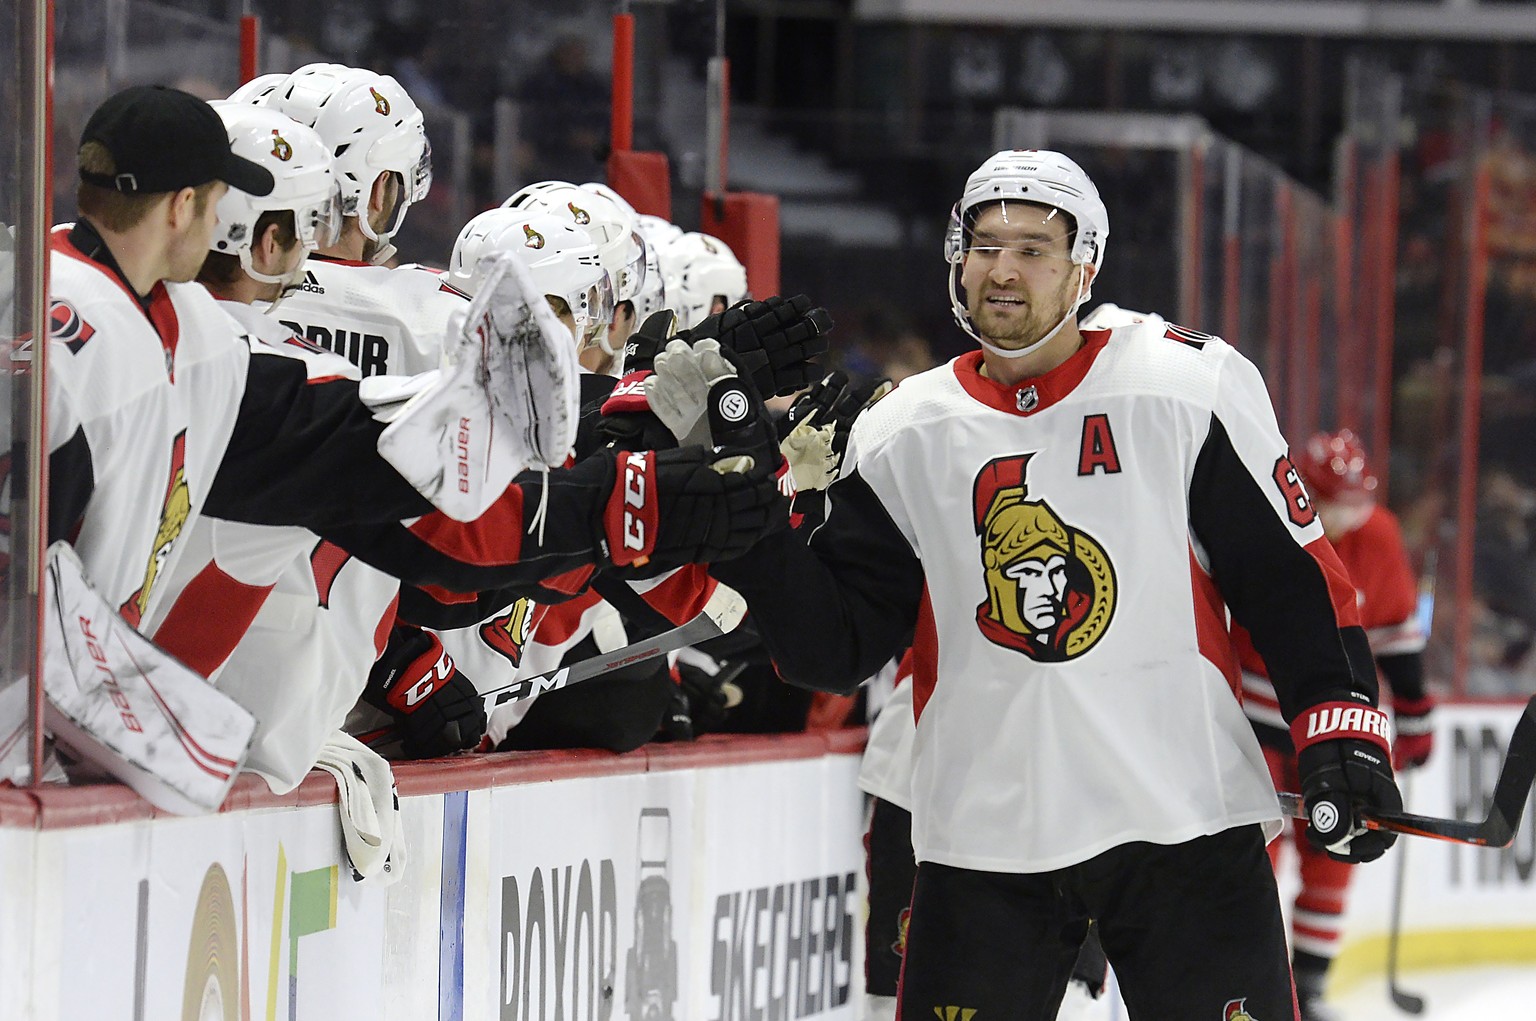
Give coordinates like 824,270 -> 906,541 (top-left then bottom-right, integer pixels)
597,446 -> 787,578
687,295 -> 834,397
1292,697 -> 1402,863
364,625 -> 487,759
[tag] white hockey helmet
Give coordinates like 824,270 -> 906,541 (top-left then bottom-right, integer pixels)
502,181 -> 648,305
226,72 -> 289,106
207,102 -> 342,295
581,183 -> 669,320
945,149 -> 1109,355
449,208 -> 614,345
264,63 -> 432,257
664,231 -> 749,330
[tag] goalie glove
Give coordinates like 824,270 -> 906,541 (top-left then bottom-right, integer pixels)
364,626 -> 487,760
376,251 -> 579,521
687,294 -> 834,397
1292,698 -> 1402,863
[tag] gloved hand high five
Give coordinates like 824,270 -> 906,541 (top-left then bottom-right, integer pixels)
594,309 -> 682,453
364,626 -> 487,759
687,294 -> 834,397
1292,697 -> 1402,863
647,337 -> 786,483
779,372 -> 895,492
600,446 -> 787,576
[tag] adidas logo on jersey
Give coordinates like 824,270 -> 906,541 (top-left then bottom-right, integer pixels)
294,270 -> 325,295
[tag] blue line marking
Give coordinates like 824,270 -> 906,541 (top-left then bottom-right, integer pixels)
439,789 -> 469,1021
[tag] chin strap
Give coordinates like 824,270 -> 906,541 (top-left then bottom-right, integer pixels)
953,263 -> 1089,360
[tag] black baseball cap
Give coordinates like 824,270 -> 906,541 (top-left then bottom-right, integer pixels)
79,85 -> 274,197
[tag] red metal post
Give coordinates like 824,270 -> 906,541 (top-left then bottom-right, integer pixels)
610,13 -> 634,154
239,15 -> 259,85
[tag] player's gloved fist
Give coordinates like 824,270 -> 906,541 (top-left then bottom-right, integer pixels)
623,309 -> 677,374
687,294 -> 833,397
778,372 -> 895,492
364,625 -> 487,760
599,446 -> 788,576
1391,694 -> 1437,770
646,338 -> 740,448
673,649 -> 745,735
1292,700 -> 1402,863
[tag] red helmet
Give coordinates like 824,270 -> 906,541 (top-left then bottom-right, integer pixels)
1295,429 -> 1378,502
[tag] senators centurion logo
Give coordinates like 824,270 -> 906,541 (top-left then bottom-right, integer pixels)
480,597 -> 536,667
120,430 -> 190,628
522,223 -> 545,249
1224,998 -> 1257,1021
369,85 -> 390,116
269,129 -> 292,161
973,453 -> 1115,661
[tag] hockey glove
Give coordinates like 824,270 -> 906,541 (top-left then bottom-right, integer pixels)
1292,699 -> 1402,863
1391,693 -> 1436,770
646,338 -> 740,449
674,648 -> 748,735
592,310 -> 682,452
364,626 -> 487,760
600,446 -> 787,576
688,294 -> 834,397
779,372 -> 895,492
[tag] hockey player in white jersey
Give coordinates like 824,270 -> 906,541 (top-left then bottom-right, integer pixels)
246,63 -> 466,377
652,149 -> 1403,1019
502,181 -> 648,374
50,86 -> 788,795
143,103 -> 483,790
663,230 -> 749,330
430,207 -> 738,751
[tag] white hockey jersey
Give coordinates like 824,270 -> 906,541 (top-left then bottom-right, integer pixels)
718,313 -> 1369,874
145,301 -> 401,793
48,229 -> 250,627
272,256 -> 468,377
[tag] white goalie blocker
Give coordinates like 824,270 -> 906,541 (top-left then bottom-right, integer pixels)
42,542 -> 257,814
376,251 -> 580,521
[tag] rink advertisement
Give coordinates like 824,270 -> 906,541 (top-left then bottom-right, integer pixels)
478,752 -> 864,1021
0,740 -> 861,1021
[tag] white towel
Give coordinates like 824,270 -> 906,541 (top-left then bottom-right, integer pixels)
314,730 -> 404,886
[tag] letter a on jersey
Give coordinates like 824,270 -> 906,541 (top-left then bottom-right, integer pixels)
972,454 -> 1116,662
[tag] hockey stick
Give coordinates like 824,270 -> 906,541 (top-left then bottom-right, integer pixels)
1385,553 -> 1437,1014
1277,693 -> 1536,847
1386,772 -> 1425,1014
357,604 -> 741,748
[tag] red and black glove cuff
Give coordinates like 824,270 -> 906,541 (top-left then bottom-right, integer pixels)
1291,700 -> 1393,757
604,450 -> 660,567
599,370 -> 654,416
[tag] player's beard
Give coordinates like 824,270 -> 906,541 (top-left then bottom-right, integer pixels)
970,271 -> 1079,351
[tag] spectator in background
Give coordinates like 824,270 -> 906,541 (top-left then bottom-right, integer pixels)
516,35 -> 609,186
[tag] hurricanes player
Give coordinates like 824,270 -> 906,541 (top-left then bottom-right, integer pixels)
657,150 -> 1403,1018
1233,429 -> 1435,1021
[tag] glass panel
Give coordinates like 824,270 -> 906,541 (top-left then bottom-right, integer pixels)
0,0 -> 45,785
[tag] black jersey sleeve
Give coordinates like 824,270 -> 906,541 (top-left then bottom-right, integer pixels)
205,352 -> 433,529
710,466 -> 924,693
1189,351 -> 1378,720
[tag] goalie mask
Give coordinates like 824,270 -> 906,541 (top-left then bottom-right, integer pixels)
663,231 -> 749,331
262,64 -> 432,264
502,181 -> 648,309
946,149 -> 1109,360
208,102 -> 342,309
449,208 -> 614,347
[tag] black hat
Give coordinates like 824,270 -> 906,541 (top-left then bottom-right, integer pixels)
79,85 -> 274,198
